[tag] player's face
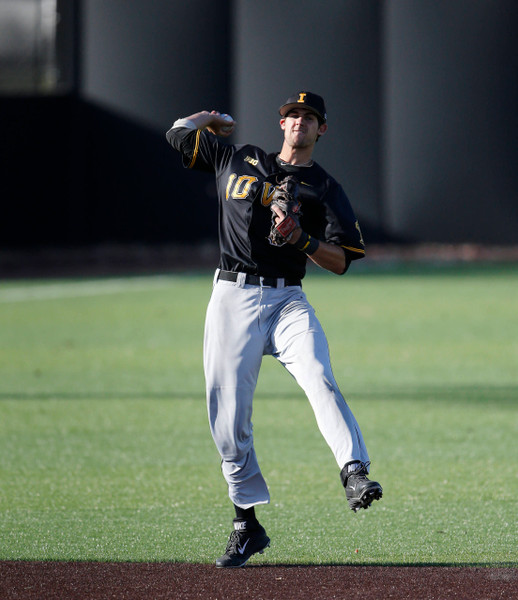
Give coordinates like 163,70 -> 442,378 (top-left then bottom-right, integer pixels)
280,109 -> 327,149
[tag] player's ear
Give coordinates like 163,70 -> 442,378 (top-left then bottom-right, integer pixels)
318,122 -> 328,137
280,118 -> 286,130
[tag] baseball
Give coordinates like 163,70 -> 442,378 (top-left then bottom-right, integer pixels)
221,113 -> 234,132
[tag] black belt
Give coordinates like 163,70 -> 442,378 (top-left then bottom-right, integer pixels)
217,270 -> 301,288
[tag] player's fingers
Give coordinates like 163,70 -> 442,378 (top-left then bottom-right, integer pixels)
218,128 -> 234,138
271,204 -> 285,222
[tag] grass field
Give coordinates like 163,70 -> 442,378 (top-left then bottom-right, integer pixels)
0,265 -> 517,566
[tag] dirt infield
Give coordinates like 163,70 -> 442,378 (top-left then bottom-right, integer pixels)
1,562 -> 517,600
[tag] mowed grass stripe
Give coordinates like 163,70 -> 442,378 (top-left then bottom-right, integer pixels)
0,275 -> 180,303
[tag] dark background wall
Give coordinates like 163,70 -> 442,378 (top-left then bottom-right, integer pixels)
383,1 -> 518,244
1,0 -> 517,251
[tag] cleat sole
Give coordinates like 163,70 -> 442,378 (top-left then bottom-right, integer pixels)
259,541 -> 271,554
215,537 -> 270,568
349,488 -> 383,511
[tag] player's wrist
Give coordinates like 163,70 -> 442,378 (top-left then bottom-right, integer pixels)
292,230 -> 320,255
287,227 -> 303,245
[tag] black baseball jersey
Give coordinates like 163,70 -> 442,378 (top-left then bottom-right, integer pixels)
166,126 -> 365,280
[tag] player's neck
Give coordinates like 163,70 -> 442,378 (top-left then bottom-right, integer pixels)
278,144 -> 314,166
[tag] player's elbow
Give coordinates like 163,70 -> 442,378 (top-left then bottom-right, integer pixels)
165,128 -> 174,145
338,257 -> 351,275
331,261 -> 349,276
332,249 -> 350,275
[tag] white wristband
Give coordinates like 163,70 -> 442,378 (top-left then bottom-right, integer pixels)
171,118 -> 197,130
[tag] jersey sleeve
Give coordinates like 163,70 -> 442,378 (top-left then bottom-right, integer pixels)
323,180 -> 365,260
166,126 -> 232,174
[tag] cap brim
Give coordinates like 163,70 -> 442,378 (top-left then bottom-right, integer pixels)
279,102 -> 325,121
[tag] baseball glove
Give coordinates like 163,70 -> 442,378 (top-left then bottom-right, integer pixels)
268,175 -> 302,246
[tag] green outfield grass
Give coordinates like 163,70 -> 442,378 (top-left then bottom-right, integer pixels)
0,265 -> 517,565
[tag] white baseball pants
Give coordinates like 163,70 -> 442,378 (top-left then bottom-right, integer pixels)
204,270 -> 370,509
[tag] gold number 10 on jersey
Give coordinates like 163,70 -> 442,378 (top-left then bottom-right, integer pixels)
226,174 -> 277,207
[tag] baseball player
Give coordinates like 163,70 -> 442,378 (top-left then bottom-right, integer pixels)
166,91 -> 382,568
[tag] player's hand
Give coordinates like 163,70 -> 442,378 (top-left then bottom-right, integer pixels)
271,204 -> 303,244
180,111 -> 236,136
206,111 -> 236,137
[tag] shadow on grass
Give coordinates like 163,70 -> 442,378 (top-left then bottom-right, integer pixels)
1,558 -> 517,568
0,384 -> 516,403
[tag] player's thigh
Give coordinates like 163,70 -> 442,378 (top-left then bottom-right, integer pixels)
204,282 -> 264,387
273,292 -> 335,388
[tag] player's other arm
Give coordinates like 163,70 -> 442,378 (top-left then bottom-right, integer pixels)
166,111 -> 235,138
305,238 -> 350,275
291,227 -> 349,275
301,183 -> 364,275
271,205 -> 348,275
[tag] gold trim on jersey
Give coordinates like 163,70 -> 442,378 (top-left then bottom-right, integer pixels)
341,245 -> 366,255
355,220 -> 365,246
188,129 -> 202,169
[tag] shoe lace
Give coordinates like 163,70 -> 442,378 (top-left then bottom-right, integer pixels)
225,530 -> 243,554
354,460 -> 370,475
348,460 -> 371,482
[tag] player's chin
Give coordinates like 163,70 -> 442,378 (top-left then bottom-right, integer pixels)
291,133 -> 315,148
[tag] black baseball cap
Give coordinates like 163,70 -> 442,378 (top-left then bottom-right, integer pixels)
279,91 -> 327,123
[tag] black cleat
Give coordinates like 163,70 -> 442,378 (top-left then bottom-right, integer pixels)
215,519 -> 270,568
340,461 -> 383,512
